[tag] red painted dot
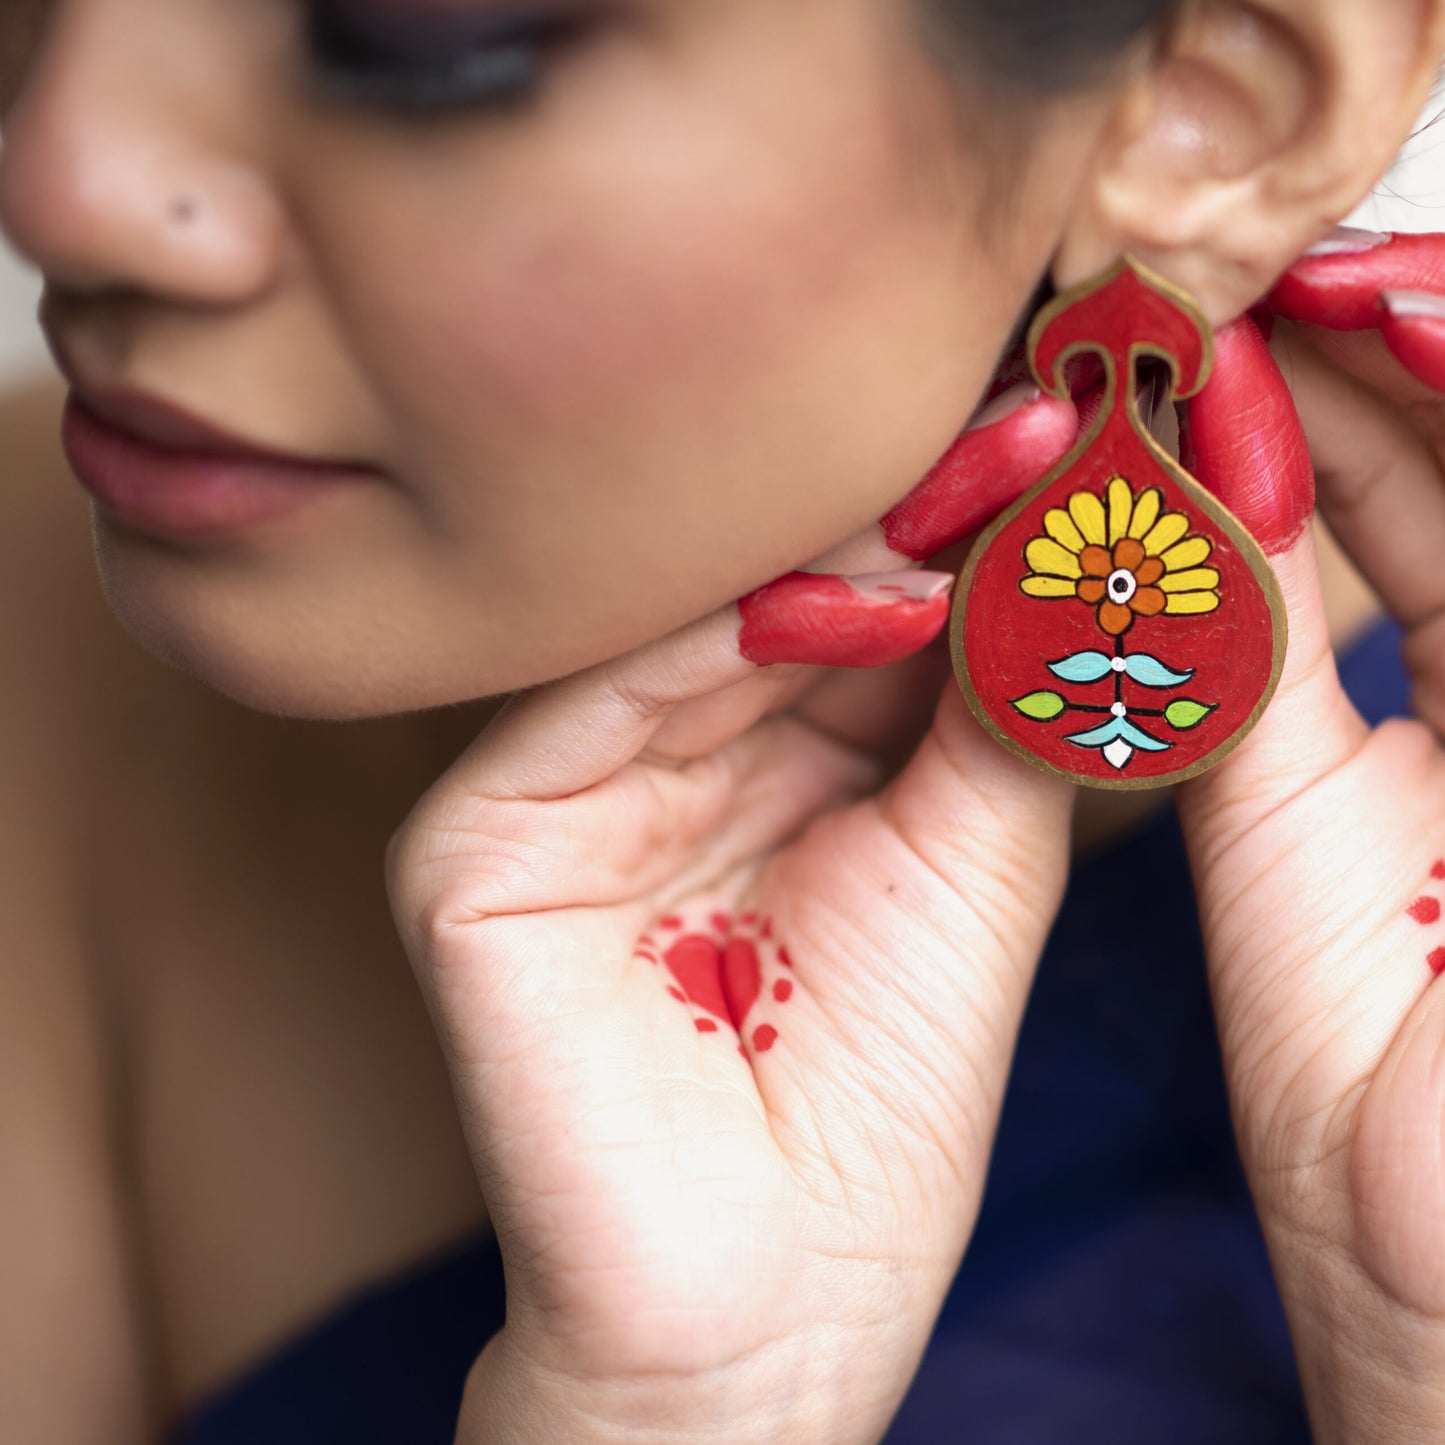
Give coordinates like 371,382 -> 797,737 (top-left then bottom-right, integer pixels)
659,915 -> 683,931
752,1024 -> 779,1053
667,986 -> 686,1002
760,918 -> 773,940
1429,949 -> 1445,976
773,979 -> 793,1002
739,912 -> 758,927
738,1044 -> 748,1059
777,946 -> 793,968
709,912 -> 732,935
639,935 -> 656,948
1409,897 -> 1442,925
695,1018 -> 719,1033
1432,861 -> 1445,880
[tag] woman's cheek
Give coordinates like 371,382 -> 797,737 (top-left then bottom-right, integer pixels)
347,193 -> 994,599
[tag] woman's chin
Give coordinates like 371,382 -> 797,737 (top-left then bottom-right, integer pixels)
94,564 -> 534,722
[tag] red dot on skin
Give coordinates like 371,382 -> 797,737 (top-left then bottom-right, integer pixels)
777,946 -> 793,968
752,1024 -> 779,1053
739,912 -> 757,927
773,979 -> 793,1003
760,918 -> 774,940
1409,897 -> 1442,925
1433,861 -> 1445,880
668,986 -> 686,1003
1429,949 -> 1445,976
659,915 -> 683,931
695,1018 -> 719,1033
709,912 -> 732,935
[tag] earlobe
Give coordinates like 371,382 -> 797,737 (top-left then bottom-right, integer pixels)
1053,0 -> 1445,326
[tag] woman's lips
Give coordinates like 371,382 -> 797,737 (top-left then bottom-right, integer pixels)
60,390 -> 369,540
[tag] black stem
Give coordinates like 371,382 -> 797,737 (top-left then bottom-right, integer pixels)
1065,703 -> 1165,717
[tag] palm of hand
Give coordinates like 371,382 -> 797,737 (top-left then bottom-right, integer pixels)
401,680 -> 1070,1405
385,389 -> 1082,1434
1189,717 -> 1445,1317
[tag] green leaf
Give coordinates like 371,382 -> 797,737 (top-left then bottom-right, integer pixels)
1012,691 -> 1067,722
1165,698 -> 1216,731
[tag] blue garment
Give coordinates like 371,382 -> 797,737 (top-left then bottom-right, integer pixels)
172,620 -> 1410,1445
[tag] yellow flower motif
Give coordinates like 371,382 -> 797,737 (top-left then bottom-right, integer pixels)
1019,477 -> 1221,637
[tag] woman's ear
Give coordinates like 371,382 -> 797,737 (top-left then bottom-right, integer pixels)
1053,0 -> 1445,323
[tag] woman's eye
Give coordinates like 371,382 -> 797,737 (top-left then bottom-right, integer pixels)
303,2 -> 589,114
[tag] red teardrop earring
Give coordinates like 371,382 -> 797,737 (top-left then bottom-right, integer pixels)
950,257 -> 1287,789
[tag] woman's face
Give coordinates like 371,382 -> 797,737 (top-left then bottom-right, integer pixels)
0,0 -> 1104,717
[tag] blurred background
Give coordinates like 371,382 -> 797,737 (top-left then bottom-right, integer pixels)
2,116 -> 1445,390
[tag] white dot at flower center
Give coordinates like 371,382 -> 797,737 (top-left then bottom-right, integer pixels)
1111,657 -> 1127,673
1107,568 -> 1138,605
1111,702 -> 1127,719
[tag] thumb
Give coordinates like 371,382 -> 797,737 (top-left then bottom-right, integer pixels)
1176,317 -> 1369,857
1173,317 -> 1445,1202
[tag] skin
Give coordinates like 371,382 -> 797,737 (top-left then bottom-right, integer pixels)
4,0 -> 1445,1441
0,0 -> 1098,718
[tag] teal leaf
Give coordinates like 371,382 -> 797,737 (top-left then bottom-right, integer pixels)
1124,653 -> 1195,688
1065,716 -> 1172,753
1012,691 -> 1067,722
1165,698 -> 1217,731
1048,651 -> 1114,684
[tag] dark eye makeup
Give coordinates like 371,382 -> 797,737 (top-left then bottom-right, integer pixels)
304,1 -> 593,114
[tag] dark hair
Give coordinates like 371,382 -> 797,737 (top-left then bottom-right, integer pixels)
927,0 -> 1183,91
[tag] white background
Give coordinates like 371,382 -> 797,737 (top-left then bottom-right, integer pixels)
2,118 -> 1445,386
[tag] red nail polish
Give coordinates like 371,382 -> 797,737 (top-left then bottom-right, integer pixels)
1272,232 -> 1445,331
1179,318 -> 1314,558
1379,290 -> 1445,392
880,396 -> 1076,561
738,569 -> 952,668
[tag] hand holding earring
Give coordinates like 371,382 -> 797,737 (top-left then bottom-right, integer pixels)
1166,228 -> 1445,1444
387,385 -> 1086,1444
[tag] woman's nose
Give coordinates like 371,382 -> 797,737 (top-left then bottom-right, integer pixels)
0,5 -> 286,305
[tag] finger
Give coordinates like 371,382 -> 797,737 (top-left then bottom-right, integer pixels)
629,380 -> 1080,762
1378,290 -> 1445,392
755,685 -> 1077,1181
651,569 -> 954,761
1273,326 -> 1445,632
877,385 -> 1078,561
1270,228 -> 1445,331
1287,323 -> 1444,414
738,570 -> 951,669
1178,319 -> 1365,840
447,570 -> 955,804
1171,301 -> 1432,1051
1179,315 -> 1316,557
1270,229 -> 1445,397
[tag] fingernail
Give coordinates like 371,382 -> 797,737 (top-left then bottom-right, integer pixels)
1304,226 -> 1392,257
1380,289 -> 1445,321
846,570 -> 954,604
738,570 -> 952,669
967,382 -> 1041,431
